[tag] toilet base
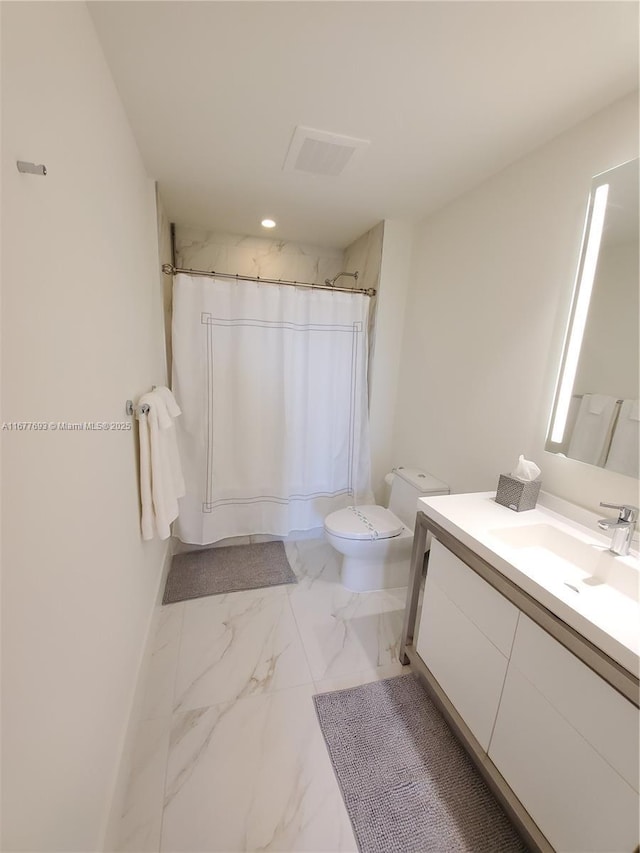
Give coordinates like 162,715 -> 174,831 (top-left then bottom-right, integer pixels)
339,552 -> 411,592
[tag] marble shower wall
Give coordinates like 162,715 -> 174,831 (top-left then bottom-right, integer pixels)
175,227 -> 345,284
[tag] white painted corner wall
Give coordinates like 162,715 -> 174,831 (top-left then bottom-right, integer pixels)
1,3 -> 168,850
369,221 -> 414,501
392,93 -> 639,514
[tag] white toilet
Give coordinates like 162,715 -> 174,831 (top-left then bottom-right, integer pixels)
324,467 -> 450,592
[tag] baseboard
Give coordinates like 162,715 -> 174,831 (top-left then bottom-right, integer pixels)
157,538 -> 174,603
101,539 -> 172,851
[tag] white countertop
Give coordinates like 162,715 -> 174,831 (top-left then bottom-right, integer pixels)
419,491 -> 640,677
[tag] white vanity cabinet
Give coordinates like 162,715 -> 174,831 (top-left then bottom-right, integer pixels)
416,538 -> 518,749
409,527 -> 640,853
489,615 -> 639,853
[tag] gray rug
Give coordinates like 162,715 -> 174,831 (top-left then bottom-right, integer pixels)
314,674 -> 528,853
163,541 -> 297,604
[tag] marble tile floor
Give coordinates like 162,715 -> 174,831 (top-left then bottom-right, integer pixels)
117,538 -> 411,852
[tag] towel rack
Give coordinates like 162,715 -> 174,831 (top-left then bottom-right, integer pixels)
125,399 -> 150,416
126,386 -> 161,417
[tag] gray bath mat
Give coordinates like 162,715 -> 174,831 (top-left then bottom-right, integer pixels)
163,541 -> 297,604
314,674 -> 527,853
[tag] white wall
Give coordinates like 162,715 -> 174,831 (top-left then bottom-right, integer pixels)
343,223 -> 384,392
368,221 -> 414,501
1,4 -> 168,850
343,222 -> 384,294
393,93 -> 639,514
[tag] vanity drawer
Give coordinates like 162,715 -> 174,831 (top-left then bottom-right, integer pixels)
489,664 -> 639,853
506,614 -> 639,792
417,576 -> 509,750
427,538 -> 518,656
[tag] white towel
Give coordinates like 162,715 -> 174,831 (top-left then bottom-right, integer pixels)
567,394 -> 618,466
137,387 -> 185,540
149,386 -> 185,501
155,385 -> 182,418
138,408 -> 155,540
605,399 -> 639,479
588,393 -> 609,415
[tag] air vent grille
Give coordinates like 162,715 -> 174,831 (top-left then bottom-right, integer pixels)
283,126 -> 370,176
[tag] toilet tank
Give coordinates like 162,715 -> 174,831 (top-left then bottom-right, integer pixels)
388,467 -> 450,530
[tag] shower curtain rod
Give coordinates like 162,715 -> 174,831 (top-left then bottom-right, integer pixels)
162,264 -> 376,296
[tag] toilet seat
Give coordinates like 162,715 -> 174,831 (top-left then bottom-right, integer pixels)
324,505 -> 404,541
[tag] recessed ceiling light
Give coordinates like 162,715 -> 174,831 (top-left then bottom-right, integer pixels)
261,218 -> 276,229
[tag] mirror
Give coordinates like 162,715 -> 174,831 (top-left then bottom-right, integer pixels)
546,157 -> 639,479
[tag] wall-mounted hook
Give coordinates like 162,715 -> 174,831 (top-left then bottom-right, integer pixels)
17,161 -> 47,176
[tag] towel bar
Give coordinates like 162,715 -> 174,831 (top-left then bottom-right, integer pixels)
125,399 -> 150,416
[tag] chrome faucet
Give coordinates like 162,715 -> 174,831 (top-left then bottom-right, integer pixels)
597,503 -> 638,556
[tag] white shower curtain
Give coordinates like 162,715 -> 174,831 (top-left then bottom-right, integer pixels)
172,273 -> 373,544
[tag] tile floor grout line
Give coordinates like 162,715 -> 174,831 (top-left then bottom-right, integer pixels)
288,547 -> 409,693
285,544 -> 319,692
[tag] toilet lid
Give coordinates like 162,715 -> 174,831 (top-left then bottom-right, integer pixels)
325,505 -> 404,540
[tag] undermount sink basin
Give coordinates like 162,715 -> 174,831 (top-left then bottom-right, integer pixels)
489,523 -> 640,601
417,491 -> 640,673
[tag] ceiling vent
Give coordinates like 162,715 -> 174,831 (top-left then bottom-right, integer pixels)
283,126 -> 370,176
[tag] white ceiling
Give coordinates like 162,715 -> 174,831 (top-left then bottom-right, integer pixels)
89,1 -> 639,249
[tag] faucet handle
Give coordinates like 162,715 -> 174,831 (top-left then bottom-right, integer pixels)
599,503 -> 639,523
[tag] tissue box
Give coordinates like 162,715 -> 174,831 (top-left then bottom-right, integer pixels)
495,474 -> 541,512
